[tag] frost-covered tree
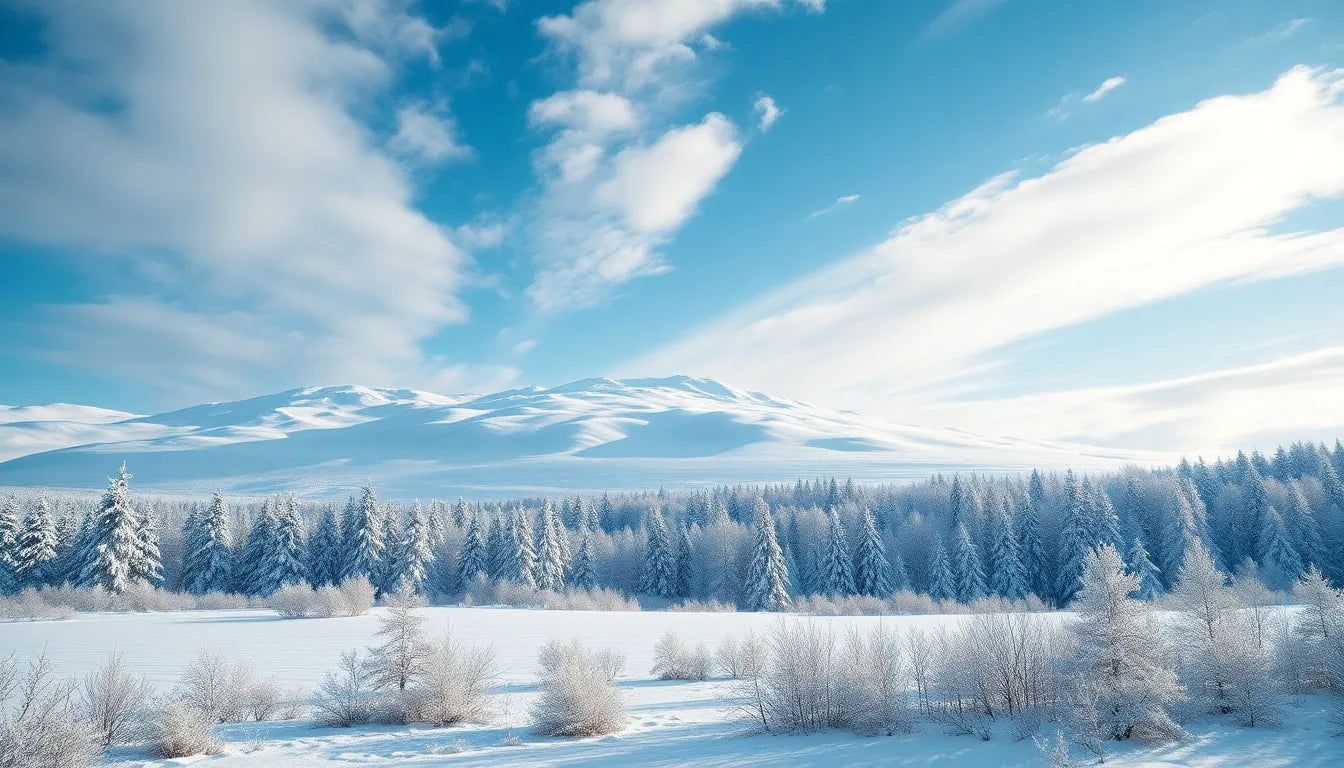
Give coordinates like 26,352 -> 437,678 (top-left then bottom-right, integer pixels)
0,497 -> 19,593
1157,490 -> 1199,589
1256,506 -> 1302,589
1055,471 -> 1095,604
571,527 -> 597,590
854,507 -> 893,597
455,513 -> 486,589
1170,540 -> 1241,708
398,501 -> 434,594
237,500 -> 278,594
511,508 -> 537,587
988,508 -> 1029,600
743,497 -> 791,611
640,509 -> 677,598
184,493 -> 233,594
130,504 -> 162,587
306,507 -> 341,588
485,516 -> 513,580
14,498 -> 59,588
1124,537 -> 1162,600
928,538 -> 956,602
76,464 -> 145,593
342,486 -> 385,584
1281,484 -> 1325,572
1017,495 -> 1051,600
674,525 -> 693,599
952,522 -> 987,603
535,502 -> 567,591
375,511 -> 405,595
1067,544 -> 1185,743
260,495 -> 306,595
367,589 -> 430,693
818,509 -> 856,596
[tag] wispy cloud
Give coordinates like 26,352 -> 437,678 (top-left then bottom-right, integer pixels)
388,105 -> 473,164
1240,18 -> 1311,48
807,194 -> 860,220
922,0 -> 1009,42
619,68 -> 1344,450
1083,75 -> 1127,103
754,95 -> 784,131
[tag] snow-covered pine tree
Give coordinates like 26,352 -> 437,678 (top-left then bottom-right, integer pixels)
261,495 -> 307,594
1241,467 -> 1271,564
398,501 -> 433,594
598,492 -> 615,530
1256,506 -> 1303,589
854,507 -> 893,597
1125,536 -> 1162,600
1068,544 -> 1185,743
455,512 -> 487,589
1157,489 -> 1199,590
14,498 -> 59,588
485,515 -> 513,580
640,509 -> 677,598
535,501 -> 567,591
1056,470 -> 1095,605
178,502 -> 204,589
1018,495 -> 1051,600
130,503 -> 163,587
511,508 -> 537,587
185,492 -> 233,594
306,506 -> 341,588
238,499 -> 279,595
451,498 -> 469,529
77,464 -> 144,594
988,507 -> 1029,600
342,486 -> 385,585
817,508 -> 856,596
674,525 -> 693,599
952,522 -> 987,603
376,511 -> 405,596
52,510 -> 80,586
0,497 -> 19,593
743,497 -> 791,611
888,543 -> 911,592
570,527 -> 597,590
1088,479 -> 1121,551
928,537 -> 956,602
1281,483 -> 1325,573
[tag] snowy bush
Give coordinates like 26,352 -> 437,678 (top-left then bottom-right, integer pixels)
592,647 -> 627,682
530,639 -> 625,737
461,578 -> 638,611
651,630 -> 711,681
717,632 -> 766,681
311,650 -> 378,727
153,700 -> 218,758
172,649 -> 251,723
79,651 -> 152,746
667,599 -> 737,612
242,677 -> 283,721
0,590 -> 75,622
404,631 -> 499,726
0,652 -> 102,768
740,621 -> 843,733
836,624 -> 911,736
267,583 -> 319,618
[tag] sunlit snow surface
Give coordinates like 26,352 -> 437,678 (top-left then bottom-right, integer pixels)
0,377 -> 1167,497
1,607 -> 1336,768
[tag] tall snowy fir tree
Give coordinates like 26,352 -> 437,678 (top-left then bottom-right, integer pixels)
819,508 -> 856,596
570,527 -> 596,590
376,511 -> 406,595
130,504 -> 163,586
185,492 -> 233,594
238,500 -> 279,594
1281,485 -> 1324,573
77,464 -> 145,594
743,498 -> 791,611
342,486 -> 385,584
535,502 -> 567,591
1157,491 -> 1200,589
306,507 -> 341,588
511,508 -> 537,587
854,507 -> 893,597
1256,506 -> 1302,589
455,513 -> 486,589
640,509 -> 677,598
929,537 -> 956,602
0,497 -> 19,593
485,516 -> 513,580
14,498 -> 58,588
451,498 -> 469,529
260,495 -> 307,595
674,525 -> 693,599
1125,536 -> 1163,600
1056,471 -> 1095,604
1017,495 -> 1051,599
988,508 -> 1029,599
397,501 -> 434,594
952,522 -> 987,603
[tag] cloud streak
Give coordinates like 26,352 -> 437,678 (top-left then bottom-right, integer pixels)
806,194 -> 860,220
1083,75 -> 1126,103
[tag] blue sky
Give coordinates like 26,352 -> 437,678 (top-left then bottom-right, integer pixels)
0,0 -> 1342,455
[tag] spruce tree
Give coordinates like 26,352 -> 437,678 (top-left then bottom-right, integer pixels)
14,498 -> 59,588
1125,536 -> 1163,600
1055,470 -> 1094,604
186,492 -> 233,594
743,497 -> 791,611
888,544 -> 911,592
238,500 -> 279,594
306,506 -> 341,588
455,513 -> 487,589
818,508 -> 856,596
674,525 -> 693,599
342,486 -> 385,585
485,516 -> 513,580
130,504 -> 163,587
262,495 -> 307,594
398,501 -> 433,594
77,464 -> 142,594
952,522 -> 987,603
535,502 -> 567,591
988,509 -> 1029,599
640,509 -> 677,598
928,537 -> 956,602
1281,485 -> 1324,572
0,497 -> 19,593
1256,506 -> 1303,588
511,508 -> 537,587
570,527 -> 597,590
376,511 -> 405,595
1157,490 -> 1199,589
854,507 -> 893,597
1018,495 -> 1051,600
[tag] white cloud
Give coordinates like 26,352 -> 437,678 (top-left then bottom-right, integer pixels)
1083,75 -> 1126,103
1241,18 -> 1311,47
922,0 -> 1009,42
389,105 -> 472,164
904,347 -> 1344,456
512,339 -> 538,356
806,193 -> 860,219
618,67 -> 1344,448
754,94 -> 783,131
528,90 -> 641,136
0,0 -> 478,401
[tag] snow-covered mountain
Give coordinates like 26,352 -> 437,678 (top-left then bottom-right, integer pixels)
0,376 -> 1161,497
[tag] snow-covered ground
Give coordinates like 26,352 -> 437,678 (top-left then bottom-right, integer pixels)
3,607 -> 1338,767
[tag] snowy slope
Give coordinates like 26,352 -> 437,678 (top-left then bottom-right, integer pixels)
0,377 -> 1163,497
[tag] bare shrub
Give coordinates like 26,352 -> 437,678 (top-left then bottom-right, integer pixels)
0,652 -> 102,768
174,649 -> 251,723
530,640 -> 625,737
154,700 -> 218,758
267,584 -> 319,618
651,630 -> 710,681
836,624 -> 911,736
667,599 -> 737,612
461,579 -> 638,611
592,648 -> 626,682
406,631 -> 499,726
311,651 -> 377,727
717,632 -> 766,681
79,650 -> 152,746
243,677 -> 283,721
